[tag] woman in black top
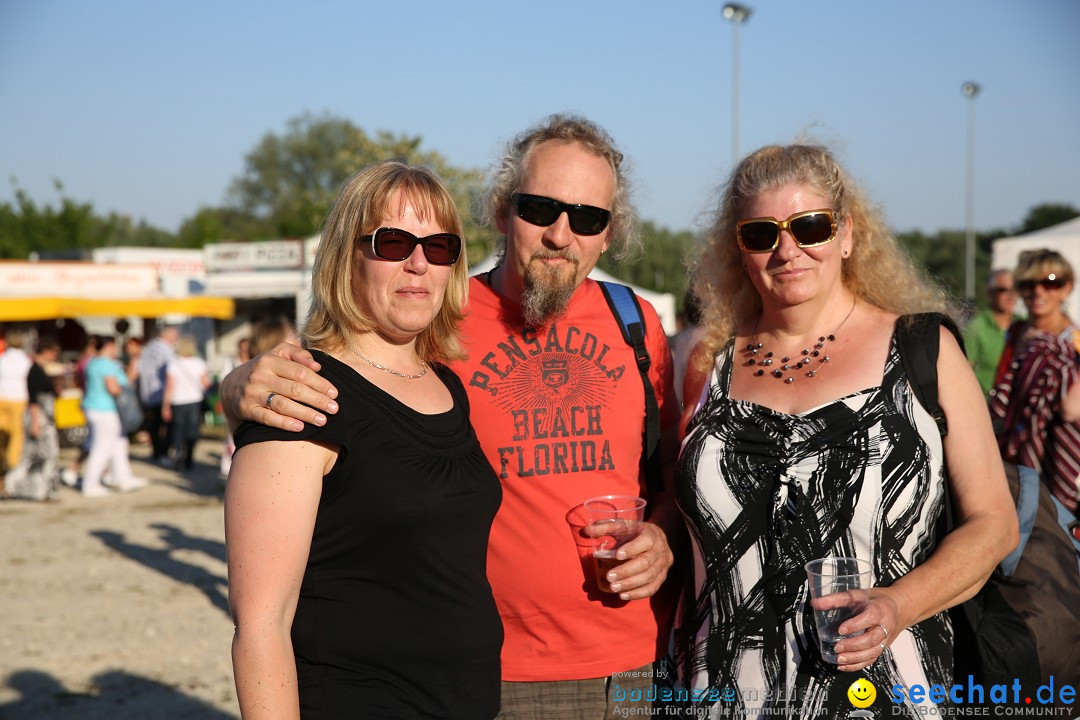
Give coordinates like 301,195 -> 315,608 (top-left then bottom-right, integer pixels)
226,160 -> 502,719
8,336 -> 61,500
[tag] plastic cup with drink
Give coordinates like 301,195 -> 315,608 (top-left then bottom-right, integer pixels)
582,495 -> 647,593
804,556 -> 872,664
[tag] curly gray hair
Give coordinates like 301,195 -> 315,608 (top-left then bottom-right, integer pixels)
482,114 -> 640,260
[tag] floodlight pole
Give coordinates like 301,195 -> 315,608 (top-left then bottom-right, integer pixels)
962,81 -> 981,301
723,3 -> 752,166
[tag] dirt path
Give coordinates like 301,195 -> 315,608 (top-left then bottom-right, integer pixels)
0,440 -> 239,719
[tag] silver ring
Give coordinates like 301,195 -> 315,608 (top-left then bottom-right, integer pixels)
880,642 -> 887,653
881,625 -> 889,639
266,392 -> 277,408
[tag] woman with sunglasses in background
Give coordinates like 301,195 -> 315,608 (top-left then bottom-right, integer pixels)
990,248 -> 1080,519
226,160 -> 502,719
675,144 -> 1016,718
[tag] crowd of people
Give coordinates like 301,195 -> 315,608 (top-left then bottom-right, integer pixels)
3,113 -> 1076,719
0,323 -> 270,500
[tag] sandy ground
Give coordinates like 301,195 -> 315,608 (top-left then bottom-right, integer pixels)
0,436 -> 240,719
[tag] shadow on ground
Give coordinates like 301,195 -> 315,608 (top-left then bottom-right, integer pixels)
91,523 -> 229,615
131,447 -> 227,501
0,669 -> 236,720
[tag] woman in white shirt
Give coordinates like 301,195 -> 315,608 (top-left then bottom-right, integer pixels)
163,335 -> 210,471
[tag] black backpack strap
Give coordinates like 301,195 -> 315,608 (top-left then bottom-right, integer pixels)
895,313 -> 983,629
895,312 -> 964,438
597,281 -> 662,494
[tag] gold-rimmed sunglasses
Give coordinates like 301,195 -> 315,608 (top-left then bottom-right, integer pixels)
736,209 -> 837,253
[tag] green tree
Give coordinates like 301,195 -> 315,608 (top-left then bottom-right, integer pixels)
218,112 -> 497,261
177,206 -> 266,248
0,179 -> 182,258
596,220 -> 699,309
1017,203 -> 1079,234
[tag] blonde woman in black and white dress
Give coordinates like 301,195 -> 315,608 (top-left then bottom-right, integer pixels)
677,144 -> 1017,719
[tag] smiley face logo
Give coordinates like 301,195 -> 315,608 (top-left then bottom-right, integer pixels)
847,678 -> 876,708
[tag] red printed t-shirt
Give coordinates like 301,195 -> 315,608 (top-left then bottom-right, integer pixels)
449,276 -> 680,681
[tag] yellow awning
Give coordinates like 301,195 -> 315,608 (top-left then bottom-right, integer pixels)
0,296 -> 235,321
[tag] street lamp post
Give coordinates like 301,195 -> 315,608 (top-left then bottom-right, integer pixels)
962,81 -> 981,301
722,3 -> 752,165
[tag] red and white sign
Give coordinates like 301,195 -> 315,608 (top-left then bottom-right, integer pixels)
0,262 -> 159,298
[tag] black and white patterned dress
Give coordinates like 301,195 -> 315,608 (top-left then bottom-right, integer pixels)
676,325 -> 953,718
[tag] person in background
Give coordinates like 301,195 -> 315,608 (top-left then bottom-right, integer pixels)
0,330 -> 34,485
81,336 -> 147,497
219,336 -> 252,479
249,316 -> 297,357
163,335 -> 211,472
138,325 -> 179,464
74,334 -> 96,392
227,160 -> 501,718
123,336 -> 143,384
670,289 -> 703,407
963,269 -> 1020,396
61,335 -> 99,488
122,336 -> 147,443
991,248 -> 1080,518
678,143 -> 1017,718
218,318 -> 296,479
7,336 -> 62,501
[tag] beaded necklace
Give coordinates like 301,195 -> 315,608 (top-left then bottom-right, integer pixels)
744,300 -> 856,383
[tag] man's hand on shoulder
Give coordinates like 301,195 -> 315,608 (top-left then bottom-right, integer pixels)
220,342 -> 339,433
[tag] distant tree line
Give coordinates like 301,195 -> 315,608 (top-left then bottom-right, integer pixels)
2,112 -> 1076,314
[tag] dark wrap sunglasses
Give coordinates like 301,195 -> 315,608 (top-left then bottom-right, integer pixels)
511,193 -> 612,236
357,227 -> 461,266
1016,275 -> 1067,292
736,209 -> 837,253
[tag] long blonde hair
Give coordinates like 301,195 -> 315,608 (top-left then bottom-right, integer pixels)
691,144 -> 955,370
303,160 -> 469,362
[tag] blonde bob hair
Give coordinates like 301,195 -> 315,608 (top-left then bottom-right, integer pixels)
177,334 -> 199,358
303,160 -> 469,362
482,114 -> 641,261
1013,248 -> 1074,287
691,143 -> 955,368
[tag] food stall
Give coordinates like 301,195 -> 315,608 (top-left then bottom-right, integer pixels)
1,261 -> 235,444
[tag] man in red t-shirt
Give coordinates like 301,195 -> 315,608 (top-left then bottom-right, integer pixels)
222,115 -> 683,717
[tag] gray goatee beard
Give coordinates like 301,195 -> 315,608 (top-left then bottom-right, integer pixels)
520,250 -> 580,327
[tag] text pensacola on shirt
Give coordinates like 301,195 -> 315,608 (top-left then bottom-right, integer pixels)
890,675 -> 1075,710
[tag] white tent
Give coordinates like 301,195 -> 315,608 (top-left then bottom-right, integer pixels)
469,255 -> 678,335
991,216 -> 1080,318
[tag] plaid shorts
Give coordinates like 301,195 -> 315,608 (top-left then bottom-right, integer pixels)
497,662 -> 658,720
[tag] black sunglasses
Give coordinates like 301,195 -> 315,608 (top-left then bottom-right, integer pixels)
736,209 -> 837,253
357,227 -> 461,266
511,193 -> 611,236
1016,275 -> 1067,293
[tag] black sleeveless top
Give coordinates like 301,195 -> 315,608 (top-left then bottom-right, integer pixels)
234,350 -> 503,719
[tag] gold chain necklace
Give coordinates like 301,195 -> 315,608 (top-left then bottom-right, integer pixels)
745,300 -> 857,383
350,346 -> 429,380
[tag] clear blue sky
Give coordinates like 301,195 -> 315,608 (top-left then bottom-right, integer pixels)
2,0 -> 1078,238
